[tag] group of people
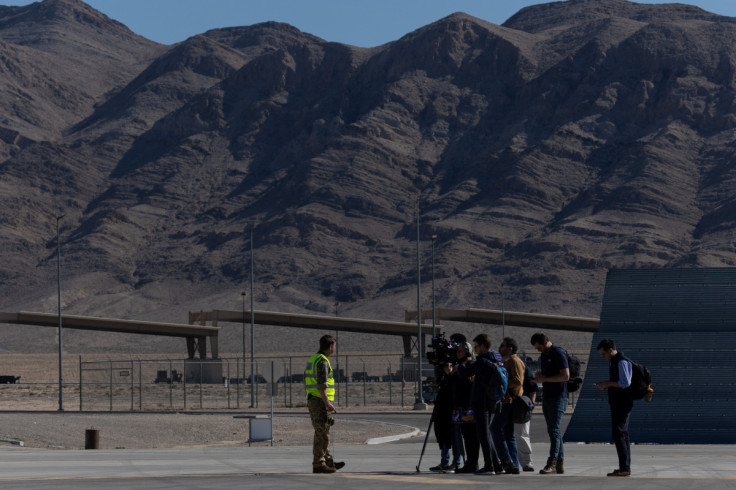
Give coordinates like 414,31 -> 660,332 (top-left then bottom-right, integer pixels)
430,332 -> 634,477
304,333 -> 636,478
426,332 -> 561,475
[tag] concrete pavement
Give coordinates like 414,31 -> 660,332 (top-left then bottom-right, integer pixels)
0,441 -> 734,489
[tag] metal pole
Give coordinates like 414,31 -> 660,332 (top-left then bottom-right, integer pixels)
130,360 -> 134,410
109,359 -> 113,412
389,361 -> 393,406
363,360 -> 367,407
56,215 -> 64,411
289,357 -> 293,408
345,355 -> 349,408
138,359 -> 142,411
78,355 -> 82,411
270,361 -> 274,446
431,235 -> 437,338
415,205 -> 425,408
335,302 -> 339,407
250,228 -> 256,408
241,291 -> 246,399
169,359 -> 173,409
501,283 -> 505,339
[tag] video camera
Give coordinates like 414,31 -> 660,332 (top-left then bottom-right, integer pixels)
426,333 -> 460,366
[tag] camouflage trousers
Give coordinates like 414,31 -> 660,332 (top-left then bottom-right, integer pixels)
308,396 -> 334,467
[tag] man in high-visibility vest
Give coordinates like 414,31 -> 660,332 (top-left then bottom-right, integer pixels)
305,334 -> 344,473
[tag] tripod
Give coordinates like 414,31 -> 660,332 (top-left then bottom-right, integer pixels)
415,407 -> 435,473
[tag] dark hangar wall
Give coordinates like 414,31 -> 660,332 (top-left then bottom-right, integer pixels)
565,268 -> 736,444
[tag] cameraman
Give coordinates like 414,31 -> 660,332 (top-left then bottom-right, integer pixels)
452,333 -> 503,475
428,333 -> 466,473
428,361 -> 459,473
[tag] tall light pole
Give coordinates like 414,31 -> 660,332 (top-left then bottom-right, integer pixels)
249,228 -> 256,409
431,235 -> 437,338
334,302 -> 339,406
241,291 -> 246,386
56,215 -> 64,411
414,205 -> 426,409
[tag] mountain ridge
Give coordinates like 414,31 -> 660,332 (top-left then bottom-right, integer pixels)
2,1 -> 736,354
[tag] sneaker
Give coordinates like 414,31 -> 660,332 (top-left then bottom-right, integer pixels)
445,464 -> 457,474
475,466 -> 493,475
456,465 -> 478,474
522,465 -> 535,472
429,463 -> 452,473
313,464 -> 336,474
556,460 -> 564,474
539,463 -> 557,474
607,469 -> 631,477
502,461 -> 520,474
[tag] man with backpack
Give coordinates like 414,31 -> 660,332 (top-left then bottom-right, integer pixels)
531,332 -> 570,475
452,333 -> 504,475
595,338 -> 634,477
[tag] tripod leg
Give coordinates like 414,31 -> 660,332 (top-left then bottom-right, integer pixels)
415,409 -> 435,473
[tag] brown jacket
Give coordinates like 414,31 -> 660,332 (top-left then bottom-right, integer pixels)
502,354 -> 525,404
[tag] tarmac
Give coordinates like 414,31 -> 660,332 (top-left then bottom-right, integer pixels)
0,424 -> 734,489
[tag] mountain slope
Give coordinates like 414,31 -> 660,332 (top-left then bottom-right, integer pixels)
2,1 -> 736,354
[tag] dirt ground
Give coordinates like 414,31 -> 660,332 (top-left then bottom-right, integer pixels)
0,354 -> 420,450
0,411 -> 414,450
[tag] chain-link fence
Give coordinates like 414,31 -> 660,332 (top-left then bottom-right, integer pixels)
74,350 -> 588,411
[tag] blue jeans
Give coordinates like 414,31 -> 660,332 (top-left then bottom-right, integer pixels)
542,396 -> 568,465
490,402 -> 518,466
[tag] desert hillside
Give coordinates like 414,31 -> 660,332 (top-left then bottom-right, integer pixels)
1,0 -> 735,354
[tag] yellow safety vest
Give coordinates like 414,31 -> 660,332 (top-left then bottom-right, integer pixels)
304,352 -> 335,401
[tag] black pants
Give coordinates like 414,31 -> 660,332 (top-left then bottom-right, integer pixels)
459,422 -> 479,468
610,398 -> 634,472
472,402 -> 502,471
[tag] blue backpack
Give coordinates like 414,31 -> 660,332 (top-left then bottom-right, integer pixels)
484,363 -> 508,402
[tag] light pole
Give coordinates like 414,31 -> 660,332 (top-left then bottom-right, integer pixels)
241,291 -> 246,386
334,302 -> 339,406
56,215 -> 64,411
431,234 -> 437,338
414,205 -> 426,409
249,228 -> 255,408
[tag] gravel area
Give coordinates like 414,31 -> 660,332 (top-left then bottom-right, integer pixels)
0,411 -> 415,450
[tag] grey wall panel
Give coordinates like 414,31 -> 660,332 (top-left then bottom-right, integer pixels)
565,268 -> 736,444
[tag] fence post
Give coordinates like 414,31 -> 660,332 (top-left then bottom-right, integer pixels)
346,355 -> 349,408
283,359 -> 287,407
227,359 -> 231,409
289,357 -> 293,408
168,359 -> 173,409
109,359 -> 113,412
389,361 -> 392,406
199,361 -> 203,409
236,357 -> 240,409
363,361 -> 367,407
130,360 -> 134,411
401,356 -> 404,408
79,355 -> 83,411
183,360 -> 187,409
138,358 -> 142,411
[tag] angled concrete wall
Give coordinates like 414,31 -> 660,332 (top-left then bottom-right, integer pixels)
565,268 -> 736,444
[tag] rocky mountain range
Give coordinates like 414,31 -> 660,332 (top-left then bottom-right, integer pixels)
2,0 -> 736,354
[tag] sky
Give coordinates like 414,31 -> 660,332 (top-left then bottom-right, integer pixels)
4,0 -> 736,46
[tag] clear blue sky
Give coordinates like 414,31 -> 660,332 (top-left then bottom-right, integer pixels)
5,0 -> 736,46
